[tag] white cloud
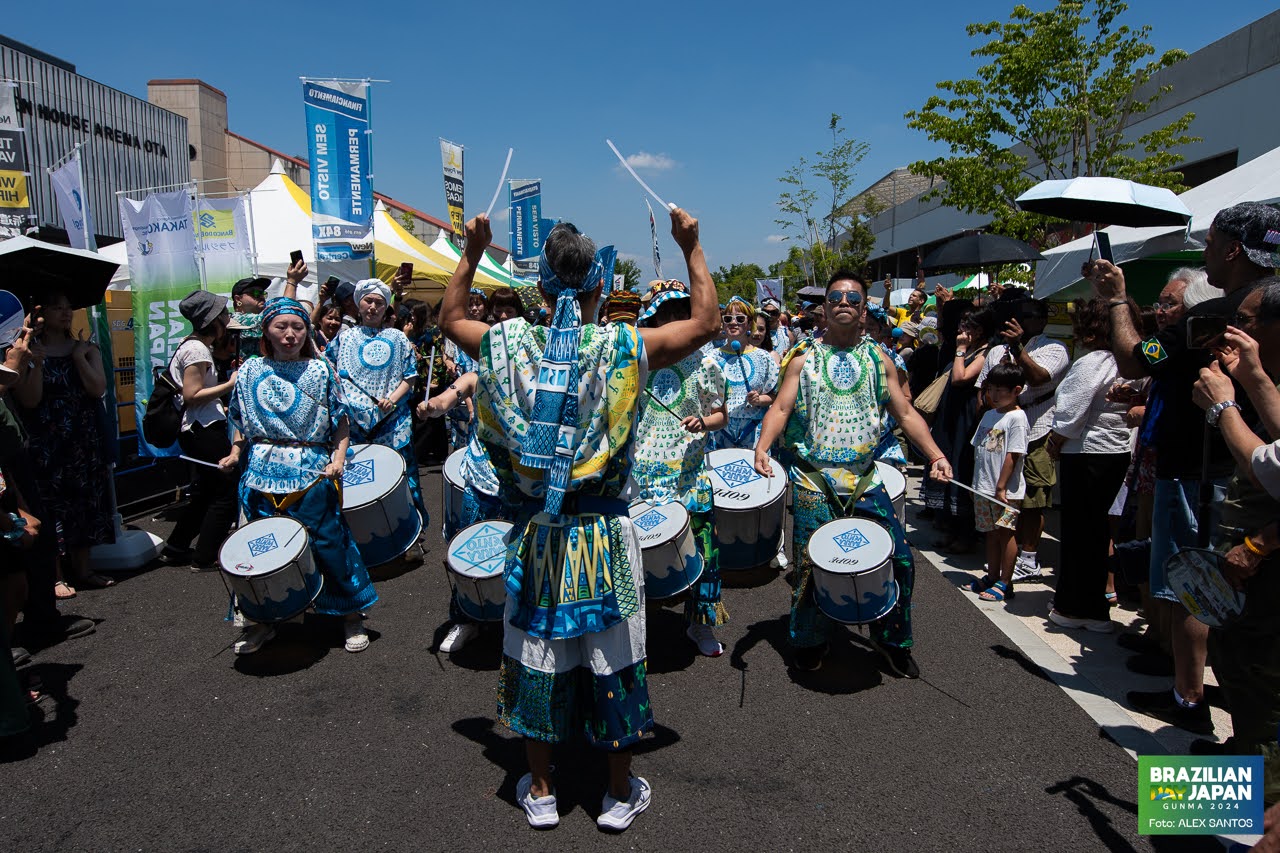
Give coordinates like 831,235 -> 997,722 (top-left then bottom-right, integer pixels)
617,252 -> 644,264
624,152 -> 677,171
490,207 -> 511,225
765,234 -> 787,243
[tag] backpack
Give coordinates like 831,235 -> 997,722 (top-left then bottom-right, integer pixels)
141,338 -> 195,449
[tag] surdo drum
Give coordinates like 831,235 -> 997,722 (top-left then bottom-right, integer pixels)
446,520 -> 512,622
218,517 -> 322,623
808,517 -> 898,624
628,501 -> 704,599
341,444 -> 423,567
707,448 -> 787,570
442,448 -> 468,540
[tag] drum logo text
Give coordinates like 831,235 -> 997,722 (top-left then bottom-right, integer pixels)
633,509 -> 668,532
712,459 -> 764,489
713,489 -> 752,502
833,528 -> 871,552
453,523 -> 507,574
344,459 -> 376,487
248,533 -> 280,557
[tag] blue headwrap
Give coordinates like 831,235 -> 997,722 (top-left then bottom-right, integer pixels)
637,289 -> 689,327
261,297 -> 311,330
519,242 -> 608,516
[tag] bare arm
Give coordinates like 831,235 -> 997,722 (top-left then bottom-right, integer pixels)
994,451 -> 1022,501
280,260 -> 308,301
1087,260 -> 1148,378
753,352 -> 805,477
1217,328 -> 1280,439
72,333 -> 107,398
182,361 -> 236,405
439,216 -> 494,361
950,334 -> 986,384
638,208 -> 719,371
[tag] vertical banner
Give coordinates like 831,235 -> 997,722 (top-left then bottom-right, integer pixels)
50,149 -> 97,250
0,83 -> 32,240
119,189 -> 200,457
646,199 -> 662,280
194,194 -> 253,296
440,138 -> 464,238
755,278 -> 783,305
509,178 -> 542,278
303,80 -> 374,283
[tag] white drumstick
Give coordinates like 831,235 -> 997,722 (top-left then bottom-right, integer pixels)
606,139 -> 675,212
483,148 -> 514,220
180,454 -> 222,470
947,478 -> 1021,514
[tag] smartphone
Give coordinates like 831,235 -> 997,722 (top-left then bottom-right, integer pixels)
398,262 -> 413,279
1094,231 -> 1113,263
1187,314 -> 1227,349
290,250 -> 305,266
324,275 -> 340,289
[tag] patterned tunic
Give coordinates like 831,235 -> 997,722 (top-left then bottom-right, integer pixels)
785,338 -> 888,494
633,349 -> 725,513
709,344 -> 779,449
327,326 -> 416,449
229,357 -> 348,495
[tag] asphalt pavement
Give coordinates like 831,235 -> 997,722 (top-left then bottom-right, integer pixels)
2,466 -> 1216,852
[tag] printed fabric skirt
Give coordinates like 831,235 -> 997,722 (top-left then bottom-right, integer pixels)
498,514 -> 654,752
789,481 -> 914,650
240,479 -> 379,617
687,510 -> 728,626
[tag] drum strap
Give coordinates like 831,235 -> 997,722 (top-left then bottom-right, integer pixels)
264,476 -> 336,513
790,456 -> 874,518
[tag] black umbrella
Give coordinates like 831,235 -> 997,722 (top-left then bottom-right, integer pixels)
0,236 -> 119,309
797,284 -> 827,300
920,233 -> 1044,273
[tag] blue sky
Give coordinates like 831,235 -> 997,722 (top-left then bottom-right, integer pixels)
4,0 -> 1275,282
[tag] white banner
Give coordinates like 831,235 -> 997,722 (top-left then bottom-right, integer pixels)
755,277 -> 783,305
194,194 -> 253,296
50,149 -> 96,250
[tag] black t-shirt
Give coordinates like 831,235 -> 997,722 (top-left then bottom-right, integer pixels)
1139,286 -> 1260,480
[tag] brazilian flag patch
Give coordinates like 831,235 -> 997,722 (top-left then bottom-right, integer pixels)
1142,338 -> 1167,365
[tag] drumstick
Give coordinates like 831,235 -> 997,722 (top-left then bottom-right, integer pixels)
606,139 -> 675,212
947,479 -> 1021,514
423,345 -> 436,398
482,148 -> 514,221
181,454 -> 222,470
645,389 -> 687,423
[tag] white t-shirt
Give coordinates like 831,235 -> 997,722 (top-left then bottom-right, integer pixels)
971,407 -> 1029,500
169,339 -> 225,431
1050,348 -> 1133,454
978,334 -> 1070,441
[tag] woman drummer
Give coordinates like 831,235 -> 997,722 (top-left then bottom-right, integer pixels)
632,283 -> 730,656
220,297 -> 378,655
709,296 -> 779,451
327,279 -> 427,523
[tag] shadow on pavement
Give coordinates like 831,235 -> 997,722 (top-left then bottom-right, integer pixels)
991,643 -> 1056,685
2,662 -> 83,763
729,616 -> 884,697
721,563 -> 783,589
645,608 -> 697,674
232,619 -> 335,675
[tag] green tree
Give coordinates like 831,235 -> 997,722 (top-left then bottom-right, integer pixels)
712,262 -> 767,305
615,257 -> 642,291
397,209 -> 417,234
904,0 -> 1198,241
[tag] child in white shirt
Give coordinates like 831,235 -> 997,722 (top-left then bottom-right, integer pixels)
968,362 -> 1029,602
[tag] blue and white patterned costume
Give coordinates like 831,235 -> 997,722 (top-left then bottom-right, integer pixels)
709,344 -> 779,450
229,355 -> 377,617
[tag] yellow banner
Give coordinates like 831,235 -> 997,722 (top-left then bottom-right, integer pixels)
0,170 -> 27,209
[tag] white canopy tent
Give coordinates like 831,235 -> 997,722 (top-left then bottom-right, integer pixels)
1034,145 -> 1280,299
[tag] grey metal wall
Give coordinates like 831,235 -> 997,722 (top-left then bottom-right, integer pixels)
1,44 -> 189,241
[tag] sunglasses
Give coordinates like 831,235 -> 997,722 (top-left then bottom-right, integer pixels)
722,314 -> 749,324
826,291 -> 864,305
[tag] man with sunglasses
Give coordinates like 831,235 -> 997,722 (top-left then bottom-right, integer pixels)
230,276 -> 271,362
754,271 -> 953,677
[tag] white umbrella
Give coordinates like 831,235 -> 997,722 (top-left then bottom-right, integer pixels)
1016,177 -> 1192,228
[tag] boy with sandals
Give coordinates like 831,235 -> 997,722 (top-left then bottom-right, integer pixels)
967,362 -> 1029,602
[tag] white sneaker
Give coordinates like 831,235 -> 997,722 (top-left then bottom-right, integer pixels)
1048,610 -> 1114,633
597,776 -> 652,831
233,623 -> 276,655
440,622 -> 480,653
1012,555 -> 1043,583
687,623 -> 724,657
344,618 -> 370,653
515,773 -> 559,828
770,548 -> 789,569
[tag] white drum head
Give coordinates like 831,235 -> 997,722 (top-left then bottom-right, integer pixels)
707,448 -> 786,509
629,501 -> 690,546
447,521 -> 513,580
443,448 -> 467,488
342,444 -> 405,508
808,518 -> 894,574
220,517 -> 308,577
875,461 -> 906,500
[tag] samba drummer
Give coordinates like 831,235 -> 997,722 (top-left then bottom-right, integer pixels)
441,209 -> 719,832
326,278 -> 427,524
710,296 -> 779,452
754,271 -> 951,678
219,296 -> 378,655
632,281 -> 730,657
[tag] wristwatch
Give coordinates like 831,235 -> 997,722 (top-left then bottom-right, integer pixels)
1206,399 -> 1241,426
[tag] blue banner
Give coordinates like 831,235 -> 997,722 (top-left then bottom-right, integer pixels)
303,80 -> 373,272
509,178 -> 542,277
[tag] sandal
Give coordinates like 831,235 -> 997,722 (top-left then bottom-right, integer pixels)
968,575 -> 997,594
979,580 -> 1014,602
54,580 -> 77,600
77,573 -> 116,590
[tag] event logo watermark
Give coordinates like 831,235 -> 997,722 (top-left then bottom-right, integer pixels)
1138,756 -> 1263,835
